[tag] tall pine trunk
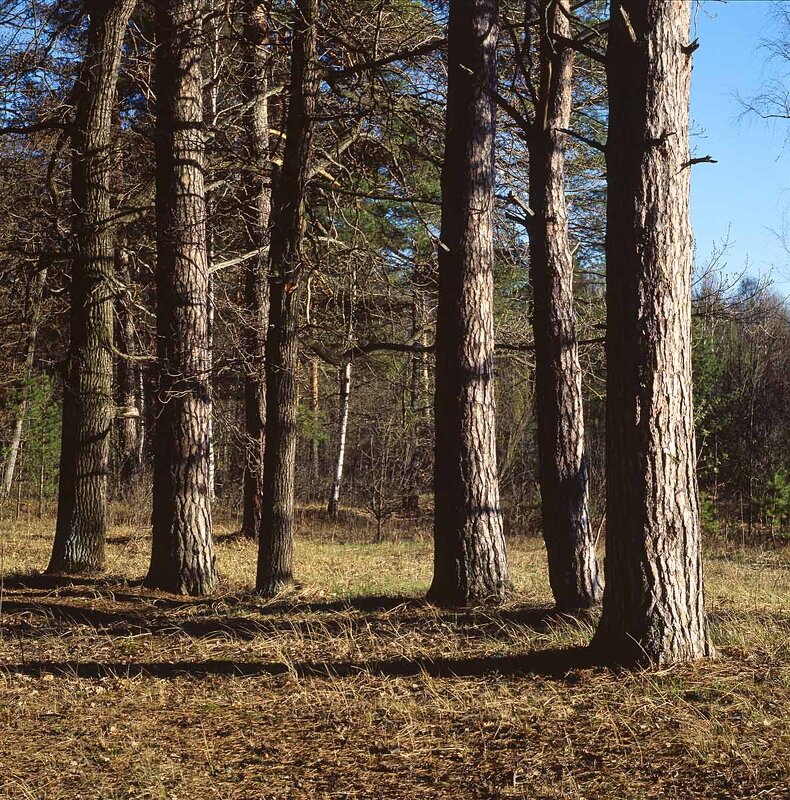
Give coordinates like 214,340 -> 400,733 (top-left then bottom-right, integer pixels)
241,0 -> 272,540
49,0 -> 136,574
526,0 -> 601,611
592,0 -> 712,665
429,0 -> 510,606
256,0 -> 319,595
146,0 -> 217,595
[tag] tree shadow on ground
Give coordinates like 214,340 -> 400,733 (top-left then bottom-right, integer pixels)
0,573 -> 599,680
0,646 -> 594,682
0,573 -> 144,591
0,578 -> 596,643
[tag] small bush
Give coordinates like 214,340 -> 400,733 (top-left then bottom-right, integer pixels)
764,467 -> 790,537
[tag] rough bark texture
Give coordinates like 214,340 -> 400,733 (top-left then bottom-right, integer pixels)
327,362 -> 351,518
256,0 -> 319,595
49,0 -> 136,574
241,0 -> 272,540
526,0 -> 602,611
430,0 -> 510,606
592,0 -> 712,665
146,0 -> 217,596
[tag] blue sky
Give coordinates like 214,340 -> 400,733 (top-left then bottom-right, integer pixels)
691,0 -> 790,295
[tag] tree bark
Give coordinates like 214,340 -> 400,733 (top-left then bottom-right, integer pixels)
205,3 -> 220,505
526,0 -> 602,611
146,0 -> 217,595
405,281 -> 427,513
327,361 -> 351,518
429,0 -> 510,606
592,0 -> 712,665
206,277 -> 216,502
327,269 -> 355,519
309,356 -> 320,488
256,0 -> 319,595
49,0 -> 136,574
114,237 -> 143,493
3,406 -> 27,500
241,0 -> 272,540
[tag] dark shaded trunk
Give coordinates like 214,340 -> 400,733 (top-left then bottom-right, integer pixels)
429,0 -> 510,606
592,0 -> 712,666
114,237 -> 143,493
146,0 -> 217,595
241,0 -> 272,540
204,5 -> 220,505
526,0 -> 602,611
49,0 -> 136,574
256,0 -> 319,595
207,276 -> 216,502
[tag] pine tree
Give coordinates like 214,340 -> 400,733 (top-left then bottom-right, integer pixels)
146,0 -> 217,595
256,0 -> 320,595
49,0 -> 137,574
592,0 -> 712,665
429,0 -> 510,606
526,0 -> 602,610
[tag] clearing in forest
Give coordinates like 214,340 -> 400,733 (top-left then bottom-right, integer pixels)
1,510 -> 789,799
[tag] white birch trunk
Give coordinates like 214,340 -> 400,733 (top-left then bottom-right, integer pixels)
327,361 -> 352,518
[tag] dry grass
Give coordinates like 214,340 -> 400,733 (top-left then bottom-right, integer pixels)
0,507 -> 789,799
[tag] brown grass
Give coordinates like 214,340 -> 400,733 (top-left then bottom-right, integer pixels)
1,508 -> 789,799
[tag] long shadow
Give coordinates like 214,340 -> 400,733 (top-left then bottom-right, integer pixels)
0,647 -> 594,681
1,573 -> 144,591
4,574 -> 585,626
0,590 -> 420,617
0,595 -> 591,643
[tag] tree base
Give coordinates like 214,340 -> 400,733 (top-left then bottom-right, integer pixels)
255,576 -> 295,598
45,560 -> 104,576
552,592 -> 602,614
144,566 -> 218,597
589,621 -> 715,668
426,579 -> 512,608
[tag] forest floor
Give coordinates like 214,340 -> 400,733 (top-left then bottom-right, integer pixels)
0,505 -> 788,800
